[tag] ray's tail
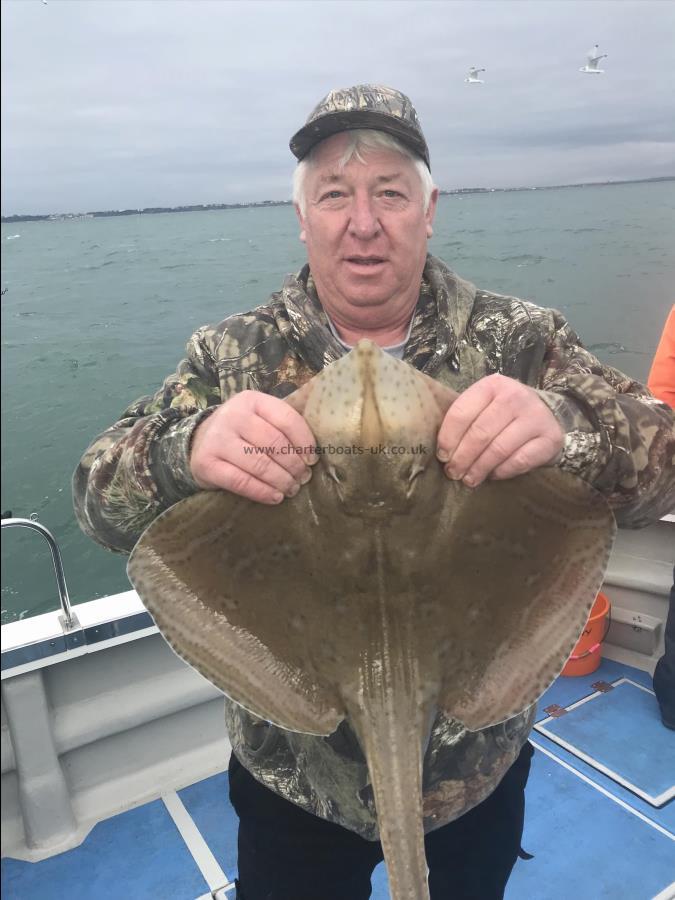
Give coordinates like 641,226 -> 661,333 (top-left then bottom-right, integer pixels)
347,621 -> 435,900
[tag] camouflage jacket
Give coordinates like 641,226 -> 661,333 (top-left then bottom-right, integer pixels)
73,254 -> 675,840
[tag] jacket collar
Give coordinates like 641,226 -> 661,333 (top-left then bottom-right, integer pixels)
276,254 -> 476,375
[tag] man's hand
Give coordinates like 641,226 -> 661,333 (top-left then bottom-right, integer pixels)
190,391 -> 317,504
436,374 -> 564,487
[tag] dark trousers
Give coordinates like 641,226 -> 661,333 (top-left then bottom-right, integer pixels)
653,567 -> 675,729
228,740 -> 534,900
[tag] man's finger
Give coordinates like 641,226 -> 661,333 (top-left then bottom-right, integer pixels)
452,419 -> 541,486
250,393 -> 318,465
489,436 -> 563,481
201,458 -> 290,505
441,399 -> 516,478
436,378 -> 497,462
238,417 -> 312,482
233,440 -> 306,497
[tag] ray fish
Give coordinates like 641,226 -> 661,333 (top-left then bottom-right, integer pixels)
128,339 -> 616,900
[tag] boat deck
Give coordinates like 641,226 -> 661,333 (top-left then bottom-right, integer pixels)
2,657 -> 674,900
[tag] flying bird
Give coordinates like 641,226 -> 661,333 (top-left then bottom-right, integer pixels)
579,44 -> 607,74
464,67 -> 486,84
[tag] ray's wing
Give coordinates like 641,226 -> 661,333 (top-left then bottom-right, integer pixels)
423,467 -> 615,731
128,489 -> 345,736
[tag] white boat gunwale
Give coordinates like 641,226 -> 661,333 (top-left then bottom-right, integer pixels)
1,591 -> 157,680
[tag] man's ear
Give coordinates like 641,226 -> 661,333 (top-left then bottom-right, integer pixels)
294,203 -> 307,243
425,187 -> 439,238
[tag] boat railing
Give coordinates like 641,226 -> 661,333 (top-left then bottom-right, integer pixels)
1,514 -> 79,631
2,514 -> 158,679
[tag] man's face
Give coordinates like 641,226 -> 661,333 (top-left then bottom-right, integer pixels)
295,132 -> 438,330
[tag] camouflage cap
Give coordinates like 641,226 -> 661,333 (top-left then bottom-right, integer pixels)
290,84 -> 431,170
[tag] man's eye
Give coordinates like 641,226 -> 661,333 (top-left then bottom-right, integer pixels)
382,190 -> 402,198
321,191 -> 343,201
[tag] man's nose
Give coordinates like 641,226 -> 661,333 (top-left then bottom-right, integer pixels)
348,194 -> 381,239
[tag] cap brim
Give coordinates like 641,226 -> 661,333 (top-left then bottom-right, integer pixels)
290,110 -> 430,170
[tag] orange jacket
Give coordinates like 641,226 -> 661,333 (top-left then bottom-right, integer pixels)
648,305 -> 675,408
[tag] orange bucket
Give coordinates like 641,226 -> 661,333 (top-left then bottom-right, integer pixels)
561,591 -> 611,677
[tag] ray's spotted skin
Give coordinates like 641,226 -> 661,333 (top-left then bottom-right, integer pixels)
128,341 -> 616,900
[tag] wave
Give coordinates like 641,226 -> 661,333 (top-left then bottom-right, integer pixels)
499,254 -> 546,266
562,227 -> 602,234
587,341 -> 649,356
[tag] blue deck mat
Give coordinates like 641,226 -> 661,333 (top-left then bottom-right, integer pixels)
534,731 -> 675,835
178,770 -> 238,884
536,679 -> 675,805
1,798 -> 208,900
507,745 -> 675,900
371,861 -> 390,899
533,658 -> 675,832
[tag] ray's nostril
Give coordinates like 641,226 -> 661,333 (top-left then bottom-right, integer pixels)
329,466 -> 345,484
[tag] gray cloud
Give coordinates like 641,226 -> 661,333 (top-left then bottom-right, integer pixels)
2,0 -> 674,215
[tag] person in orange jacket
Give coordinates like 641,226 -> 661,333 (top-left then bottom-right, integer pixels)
649,305 -> 675,729
648,305 -> 675,408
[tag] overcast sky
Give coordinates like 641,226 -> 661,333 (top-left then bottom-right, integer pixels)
2,0 -> 674,216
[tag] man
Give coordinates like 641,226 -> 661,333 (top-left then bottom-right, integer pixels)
74,85 -> 675,899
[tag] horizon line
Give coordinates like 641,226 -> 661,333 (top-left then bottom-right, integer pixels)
2,175 -> 674,222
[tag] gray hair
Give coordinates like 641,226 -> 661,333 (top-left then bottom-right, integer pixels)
292,129 -> 435,216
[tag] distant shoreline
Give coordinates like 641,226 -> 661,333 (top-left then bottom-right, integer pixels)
2,175 -> 673,223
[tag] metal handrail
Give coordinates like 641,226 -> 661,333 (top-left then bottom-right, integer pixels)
1,516 -> 77,630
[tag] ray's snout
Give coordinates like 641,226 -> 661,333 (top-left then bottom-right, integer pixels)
303,340 -> 445,516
